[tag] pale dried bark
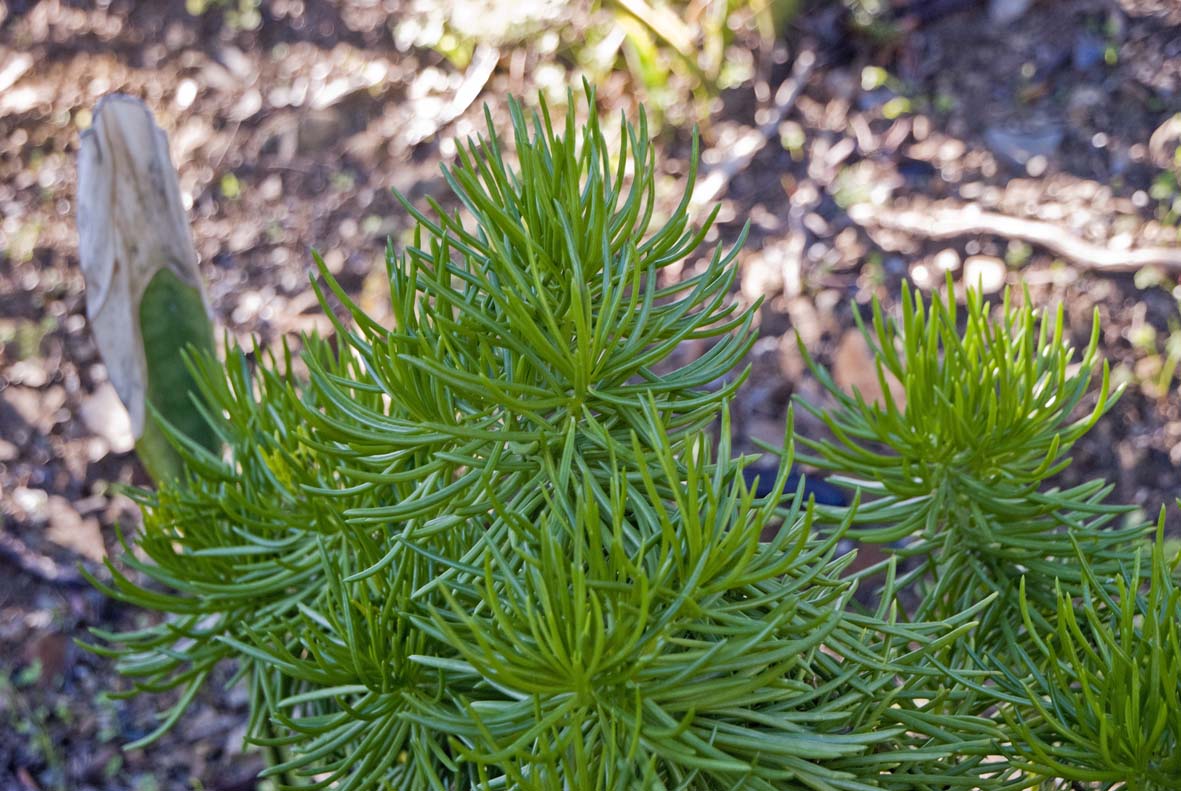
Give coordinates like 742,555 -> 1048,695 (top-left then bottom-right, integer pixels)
77,94 -> 211,438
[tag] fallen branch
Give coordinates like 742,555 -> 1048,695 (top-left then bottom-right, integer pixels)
691,47 -> 816,211
849,202 -> 1181,272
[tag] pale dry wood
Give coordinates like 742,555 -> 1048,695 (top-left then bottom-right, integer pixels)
849,201 -> 1181,272
77,94 -> 210,438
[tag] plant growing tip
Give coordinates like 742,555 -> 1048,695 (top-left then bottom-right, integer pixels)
77,94 -> 219,482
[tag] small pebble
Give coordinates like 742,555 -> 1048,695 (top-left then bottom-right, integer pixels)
933,248 -> 962,273
175,78 -> 198,110
963,255 -> 1007,294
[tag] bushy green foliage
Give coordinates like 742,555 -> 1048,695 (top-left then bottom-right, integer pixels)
999,519 -> 1181,789
87,90 -> 1180,790
794,283 -> 1149,663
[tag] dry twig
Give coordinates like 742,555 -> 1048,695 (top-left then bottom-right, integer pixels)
849,202 -> 1181,272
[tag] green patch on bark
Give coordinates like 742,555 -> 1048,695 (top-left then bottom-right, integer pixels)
135,268 -> 218,481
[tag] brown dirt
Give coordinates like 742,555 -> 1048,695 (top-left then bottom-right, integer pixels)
1,0 -> 1179,788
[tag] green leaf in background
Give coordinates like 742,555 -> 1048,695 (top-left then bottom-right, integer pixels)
77,93 -> 219,482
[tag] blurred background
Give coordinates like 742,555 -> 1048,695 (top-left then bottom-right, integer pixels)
1,0 -> 1179,788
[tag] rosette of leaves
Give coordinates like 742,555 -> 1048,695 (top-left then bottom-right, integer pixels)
85,91 -> 997,789
793,280 -> 1151,662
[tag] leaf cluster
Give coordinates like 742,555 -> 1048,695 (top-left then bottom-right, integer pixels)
795,280 -> 1180,789
796,282 -> 1148,659
86,89 -> 1181,790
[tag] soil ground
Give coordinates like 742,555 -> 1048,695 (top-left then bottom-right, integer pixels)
1,0 -> 1179,788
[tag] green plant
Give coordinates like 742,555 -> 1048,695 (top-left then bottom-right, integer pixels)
86,90 -> 1180,790
789,282 -> 1180,788
997,515 -> 1181,789
794,281 -> 1145,663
